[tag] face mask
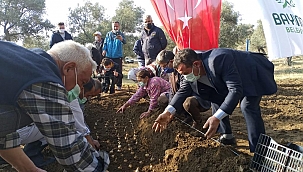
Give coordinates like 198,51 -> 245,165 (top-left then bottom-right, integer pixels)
183,66 -> 200,82
145,23 -> 153,30
138,81 -> 146,87
78,89 -> 87,104
66,68 -> 81,102
104,67 -> 111,71
163,67 -> 174,74
59,29 -> 65,33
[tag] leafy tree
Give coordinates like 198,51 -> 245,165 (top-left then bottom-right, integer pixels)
111,0 -> 145,57
250,20 -> 267,54
219,1 -> 254,49
23,35 -> 49,50
68,1 -> 111,44
112,0 -> 145,33
0,0 -> 53,41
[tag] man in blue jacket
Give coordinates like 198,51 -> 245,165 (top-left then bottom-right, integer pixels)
141,15 -> 167,65
49,22 -> 73,48
102,21 -> 126,90
152,48 -> 277,152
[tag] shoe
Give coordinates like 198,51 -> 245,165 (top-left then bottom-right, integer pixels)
218,136 -> 237,145
117,86 -> 122,91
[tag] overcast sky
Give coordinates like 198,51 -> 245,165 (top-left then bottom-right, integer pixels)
45,0 -> 262,27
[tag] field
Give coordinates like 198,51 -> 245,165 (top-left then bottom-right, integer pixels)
1,56 -> 302,172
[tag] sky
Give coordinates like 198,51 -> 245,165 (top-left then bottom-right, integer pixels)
45,0 -> 262,29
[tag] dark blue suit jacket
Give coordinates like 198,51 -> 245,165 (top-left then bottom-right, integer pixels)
169,48 -> 277,115
50,31 -> 73,48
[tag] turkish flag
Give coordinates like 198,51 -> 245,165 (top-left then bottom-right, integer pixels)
151,0 -> 222,51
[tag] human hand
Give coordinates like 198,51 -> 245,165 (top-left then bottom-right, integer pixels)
116,104 -> 128,113
116,35 -> 123,41
34,167 -> 47,172
152,111 -> 173,132
203,116 -> 220,139
102,50 -> 106,56
90,139 -> 101,150
113,70 -> 118,77
140,111 -> 151,119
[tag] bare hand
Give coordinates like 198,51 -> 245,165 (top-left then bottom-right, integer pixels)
203,116 -> 220,139
113,70 -> 118,77
116,104 -> 128,113
35,167 -> 47,172
140,111 -> 150,119
91,139 -> 101,150
152,111 -> 173,132
102,50 -> 106,56
116,35 -> 123,41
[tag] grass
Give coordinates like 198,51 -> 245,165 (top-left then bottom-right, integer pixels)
272,56 -> 303,80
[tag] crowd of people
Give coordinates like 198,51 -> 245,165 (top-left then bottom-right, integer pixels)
0,14 -> 278,172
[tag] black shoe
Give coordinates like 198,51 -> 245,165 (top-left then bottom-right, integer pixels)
218,136 -> 236,145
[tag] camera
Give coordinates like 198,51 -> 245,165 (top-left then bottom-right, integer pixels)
114,31 -> 120,36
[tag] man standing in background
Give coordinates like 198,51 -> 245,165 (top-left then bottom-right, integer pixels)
50,22 -> 73,48
141,15 -> 167,65
102,21 -> 126,90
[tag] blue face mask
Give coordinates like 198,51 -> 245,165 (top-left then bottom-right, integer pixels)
163,67 -> 174,74
138,81 -> 146,87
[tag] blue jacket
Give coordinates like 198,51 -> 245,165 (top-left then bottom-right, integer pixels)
50,31 -> 73,48
0,41 -> 62,106
141,25 -> 167,60
102,31 -> 126,58
170,48 -> 277,115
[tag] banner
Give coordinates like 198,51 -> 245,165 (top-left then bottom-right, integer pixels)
257,0 -> 303,60
150,0 -> 222,51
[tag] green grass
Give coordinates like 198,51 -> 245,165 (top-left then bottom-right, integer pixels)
272,56 -> 303,80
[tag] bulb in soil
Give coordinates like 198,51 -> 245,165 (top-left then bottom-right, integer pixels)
118,145 -> 121,149
109,150 -> 114,154
128,164 -> 132,168
117,149 -> 121,152
145,153 -> 149,157
94,122 -> 98,126
134,155 -> 137,159
118,141 -> 121,144
150,157 -> 155,162
118,165 -> 122,169
121,154 -> 124,157
124,159 -> 128,162
139,161 -> 143,164
128,148 -> 132,151
130,151 -> 135,155
111,155 -> 114,158
93,126 -> 96,129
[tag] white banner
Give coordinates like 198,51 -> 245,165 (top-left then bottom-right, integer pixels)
257,0 -> 303,60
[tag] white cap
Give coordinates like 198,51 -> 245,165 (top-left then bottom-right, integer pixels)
128,68 -> 141,81
93,31 -> 102,36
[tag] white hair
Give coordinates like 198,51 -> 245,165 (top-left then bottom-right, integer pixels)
84,43 -> 96,58
48,40 -> 97,73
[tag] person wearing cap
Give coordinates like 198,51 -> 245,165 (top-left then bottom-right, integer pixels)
141,15 -> 167,65
102,21 -> 126,91
50,22 -> 73,48
93,31 -> 104,59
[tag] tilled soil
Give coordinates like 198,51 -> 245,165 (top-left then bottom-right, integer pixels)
1,79 -> 302,172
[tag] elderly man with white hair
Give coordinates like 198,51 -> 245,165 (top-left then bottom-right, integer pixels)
0,40 -> 108,171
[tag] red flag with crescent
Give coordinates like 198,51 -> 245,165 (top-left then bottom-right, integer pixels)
150,0 -> 222,51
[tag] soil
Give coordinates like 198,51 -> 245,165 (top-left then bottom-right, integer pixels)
1,79 -> 302,172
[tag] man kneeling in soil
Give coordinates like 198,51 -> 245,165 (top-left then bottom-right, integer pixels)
153,48 -> 277,152
155,50 -> 211,128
